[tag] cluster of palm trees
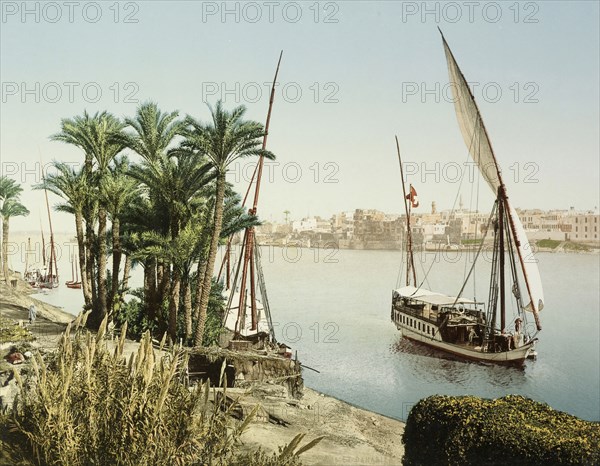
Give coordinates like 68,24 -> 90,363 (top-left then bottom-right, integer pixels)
42,101 -> 274,346
0,176 -> 30,283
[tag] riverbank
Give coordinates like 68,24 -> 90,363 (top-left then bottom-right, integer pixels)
0,281 -> 405,465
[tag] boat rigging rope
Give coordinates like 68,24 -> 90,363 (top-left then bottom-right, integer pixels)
417,115 -> 481,293
450,202 -> 497,308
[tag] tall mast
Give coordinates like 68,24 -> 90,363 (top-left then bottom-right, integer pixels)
43,177 -> 58,285
395,136 -> 416,287
40,224 -> 46,267
498,189 -> 506,333
235,51 -> 283,334
24,238 -> 30,275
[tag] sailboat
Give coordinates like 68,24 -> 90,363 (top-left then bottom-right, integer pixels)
24,237 -> 43,287
390,31 -> 544,365
66,251 -> 82,289
38,163 -> 59,289
218,52 -> 290,358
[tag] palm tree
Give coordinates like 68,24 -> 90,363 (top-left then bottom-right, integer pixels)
142,222 -> 201,342
1,199 -> 29,282
52,111 -> 126,327
119,102 -> 188,326
38,162 -> 93,307
119,102 -> 186,163
0,177 -> 26,283
101,156 -> 138,314
0,176 -> 22,202
184,101 -> 275,346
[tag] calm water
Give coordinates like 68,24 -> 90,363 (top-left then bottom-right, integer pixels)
32,246 -> 600,422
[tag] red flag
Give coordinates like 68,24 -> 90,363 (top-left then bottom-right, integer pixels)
405,185 -> 419,208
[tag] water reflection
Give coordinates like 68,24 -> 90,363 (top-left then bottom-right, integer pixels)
390,335 -> 527,388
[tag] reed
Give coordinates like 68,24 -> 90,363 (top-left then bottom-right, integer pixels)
3,313 -> 320,465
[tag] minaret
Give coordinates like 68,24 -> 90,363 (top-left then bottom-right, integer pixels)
459,195 -> 464,211
431,201 -> 437,214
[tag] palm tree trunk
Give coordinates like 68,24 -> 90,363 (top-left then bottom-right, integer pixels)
76,211 -> 92,308
158,260 -> 171,302
146,257 -> 157,323
85,221 -> 96,312
194,175 -> 226,346
121,254 -> 132,293
168,267 -> 181,342
143,261 -> 151,317
193,259 -> 207,322
96,207 -> 108,325
109,217 -> 122,313
156,261 -> 168,335
2,217 -> 9,283
192,225 -> 211,322
182,274 -> 192,341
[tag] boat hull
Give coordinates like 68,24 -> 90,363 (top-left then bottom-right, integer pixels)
392,308 -> 534,365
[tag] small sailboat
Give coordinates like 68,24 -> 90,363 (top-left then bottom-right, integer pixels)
38,166 -> 59,289
24,237 -> 43,287
186,53 -> 302,396
391,31 -> 544,365
218,52 -> 293,361
66,252 -> 82,289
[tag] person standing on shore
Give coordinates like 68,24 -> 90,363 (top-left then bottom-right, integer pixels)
28,303 -> 37,324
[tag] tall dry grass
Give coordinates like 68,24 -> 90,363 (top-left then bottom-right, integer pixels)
3,313 -> 320,465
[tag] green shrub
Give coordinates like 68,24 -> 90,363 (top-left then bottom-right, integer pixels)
113,289 -> 157,340
403,395 -> 600,466
0,316 -> 34,344
537,239 -> 561,249
564,242 -> 591,251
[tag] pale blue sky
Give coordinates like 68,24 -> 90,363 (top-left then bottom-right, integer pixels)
1,1 -> 599,232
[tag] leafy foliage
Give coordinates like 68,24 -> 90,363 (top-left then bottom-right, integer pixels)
402,395 -> 600,466
0,316 -> 35,344
536,239 -> 561,249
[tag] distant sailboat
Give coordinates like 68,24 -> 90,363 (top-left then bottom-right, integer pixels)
66,252 -> 81,289
390,31 -> 544,365
39,164 -> 59,289
24,237 -> 42,287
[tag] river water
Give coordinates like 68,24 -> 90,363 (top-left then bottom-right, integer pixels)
31,244 -> 600,422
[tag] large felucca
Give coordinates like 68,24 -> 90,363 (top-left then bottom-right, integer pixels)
391,31 -> 544,365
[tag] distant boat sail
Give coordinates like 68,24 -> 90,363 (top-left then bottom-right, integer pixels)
391,31 -> 543,365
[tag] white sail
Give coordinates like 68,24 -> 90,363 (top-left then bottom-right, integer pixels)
440,31 -> 544,316
507,202 -> 545,312
441,36 -> 501,193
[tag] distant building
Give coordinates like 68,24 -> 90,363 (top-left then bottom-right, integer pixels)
564,209 -> 599,243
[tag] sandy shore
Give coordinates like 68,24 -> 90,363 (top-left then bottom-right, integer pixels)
237,386 -> 404,465
0,280 -> 405,465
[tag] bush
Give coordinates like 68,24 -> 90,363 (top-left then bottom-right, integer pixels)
0,316 -> 34,344
1,313 -> 320,465
113,288 -> 157,340
537,239 -> 561,249
402,395 -> 600,466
